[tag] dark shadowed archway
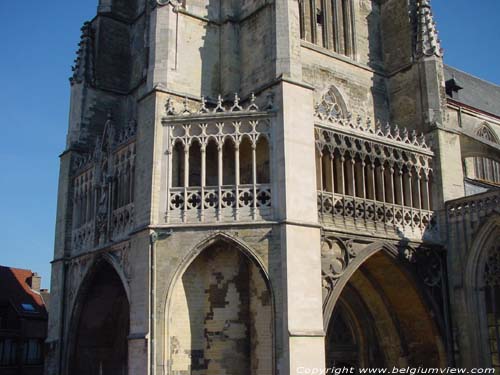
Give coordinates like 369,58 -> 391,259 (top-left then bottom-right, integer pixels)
69,260 -> 130,375
326,251 -> 446,368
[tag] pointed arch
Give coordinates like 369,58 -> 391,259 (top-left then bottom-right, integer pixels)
476,123 -> 499,144
316,86 -> 348,120
323,241 -> 399,326
163,233 -> 275,374
464,214 -> 500,367
323,241 -> 446,367
66,254 -> 130,375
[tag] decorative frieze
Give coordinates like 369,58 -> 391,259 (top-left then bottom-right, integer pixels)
71,115 -> 136,252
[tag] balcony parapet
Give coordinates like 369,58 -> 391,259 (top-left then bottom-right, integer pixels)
446,190 -> 500,223
318,192 -> 438,241
168,184 -> 272,224
162,93 -> 275,224
314,111 -> 432,156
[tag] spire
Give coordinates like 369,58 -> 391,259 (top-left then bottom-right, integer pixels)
416,0 -> 443,58
70,21 -> 95,86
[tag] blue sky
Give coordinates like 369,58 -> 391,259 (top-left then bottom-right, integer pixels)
0,1 -> 499,289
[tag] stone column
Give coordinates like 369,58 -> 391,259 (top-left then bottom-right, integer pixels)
275,81 -> 325,374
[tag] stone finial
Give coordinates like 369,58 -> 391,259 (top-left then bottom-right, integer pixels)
411,130 -> 418,144
231,93 -> 243,111
401,127 -> 409,142
416,0 -> 443,58
214,95 -> 225,112
247,93 -> 259,111
199,96 -> 209,113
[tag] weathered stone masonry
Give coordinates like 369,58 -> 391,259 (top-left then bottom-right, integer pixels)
46,0 -> 500,374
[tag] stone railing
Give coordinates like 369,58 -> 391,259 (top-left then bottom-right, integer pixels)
167,184 -> 272,223
447,190 -> 500,223
319,192 -> 437,239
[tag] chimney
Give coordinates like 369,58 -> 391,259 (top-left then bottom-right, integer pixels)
28,273 -> 41,293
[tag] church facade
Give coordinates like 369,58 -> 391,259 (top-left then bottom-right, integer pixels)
45,0 -> 500,374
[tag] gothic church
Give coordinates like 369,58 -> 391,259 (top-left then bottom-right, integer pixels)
46,0 -> 500,373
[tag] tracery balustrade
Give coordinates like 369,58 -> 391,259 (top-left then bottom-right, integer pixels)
315,111 -> 436,238
71,119 -> 136,252
163,94 -> 274,223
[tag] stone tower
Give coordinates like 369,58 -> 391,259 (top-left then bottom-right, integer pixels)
46,0 -> 500,373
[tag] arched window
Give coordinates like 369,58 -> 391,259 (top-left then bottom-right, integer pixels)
299,0 -> 355,57
477,123 -> 499,144
316,86 -> 347,120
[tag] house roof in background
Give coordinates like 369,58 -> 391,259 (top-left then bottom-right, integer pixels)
0,265 -> 47,318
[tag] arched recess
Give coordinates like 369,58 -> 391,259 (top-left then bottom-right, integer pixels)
67,255 -> 130,375
323,242 -> 446,368
464,214 -> 500,368
316,86 -> 348,120
476,123 -> 499,144
164,234 -> 275,375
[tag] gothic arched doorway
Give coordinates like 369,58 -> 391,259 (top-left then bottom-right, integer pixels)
326,286 -> 385,369
167,241 -> 273,374
69,261 -> 130,375
325,250 -> 446,368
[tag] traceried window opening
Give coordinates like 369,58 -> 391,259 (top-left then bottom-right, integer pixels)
485,246 -> 500,371
299,0 -> 355,57
317,87 -> 344,120
477,124 -> 499,144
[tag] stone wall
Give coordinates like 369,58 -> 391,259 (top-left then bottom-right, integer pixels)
168,243 -> 272,374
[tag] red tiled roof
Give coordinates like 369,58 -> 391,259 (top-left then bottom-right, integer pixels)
0,265 -> 47,318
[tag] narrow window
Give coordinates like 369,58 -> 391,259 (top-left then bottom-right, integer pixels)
256,137 -> 271,184
172,141 -> 185,188
189,140 -> 202,187
223,139 -> 236,185
206,139 -> 219,187
240,137 -> 253,185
